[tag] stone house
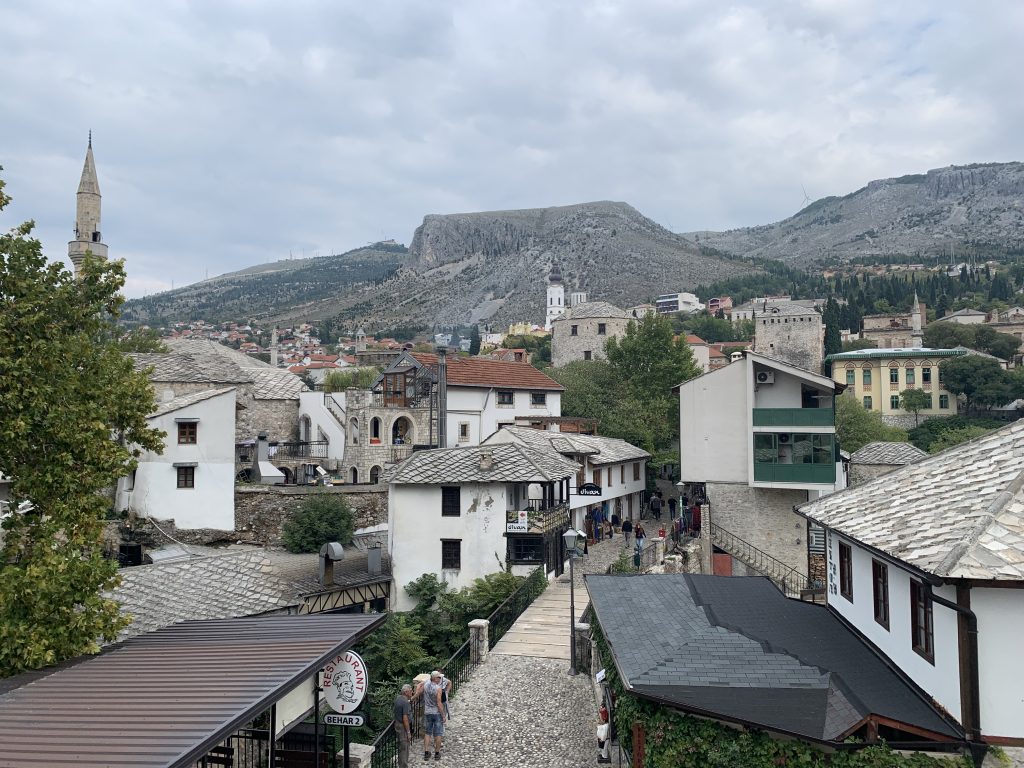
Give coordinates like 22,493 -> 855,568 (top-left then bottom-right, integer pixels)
387,442 -> 579,610
848,441 -> 927,486
799,419 -> 1024,744
752,301 -> 825,373
550,301 -> 632,367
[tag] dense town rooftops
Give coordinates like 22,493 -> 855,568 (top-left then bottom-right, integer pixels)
799,419 -> 1024,580
386,442 -> 579,484
586,574 -> 960,743
409,352 -> 564,391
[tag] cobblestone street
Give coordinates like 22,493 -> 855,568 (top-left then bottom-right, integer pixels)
434,538 -> 625,767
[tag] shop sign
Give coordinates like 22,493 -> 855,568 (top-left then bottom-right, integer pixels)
323,650 -> 368,714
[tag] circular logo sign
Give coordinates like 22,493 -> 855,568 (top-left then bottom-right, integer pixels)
323,650 -> 368,714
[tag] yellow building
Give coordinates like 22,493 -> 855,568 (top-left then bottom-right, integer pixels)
826,348 -> 966,425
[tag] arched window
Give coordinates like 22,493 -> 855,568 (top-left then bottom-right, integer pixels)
392,416 -> 414,445
350,417 -> 360,445
300,415 -> 312,443
370,465 -> 381,484
371,417 -> 381,442
350,466 -> 358,484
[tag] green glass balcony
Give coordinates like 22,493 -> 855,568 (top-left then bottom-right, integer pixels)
752,408 -> 834,427
753,462 -> 836,484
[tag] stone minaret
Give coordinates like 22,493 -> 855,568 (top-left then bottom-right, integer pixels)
68,134 -> 108,278
545,264 -> 565,331
911,291 -> 923,347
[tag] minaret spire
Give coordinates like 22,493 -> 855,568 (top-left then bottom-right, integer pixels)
68,136 -> 108,278
911,290 -> 923,347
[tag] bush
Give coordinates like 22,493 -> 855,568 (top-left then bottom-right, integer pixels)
907,415 -> 1003,452
281,494 -> 355,553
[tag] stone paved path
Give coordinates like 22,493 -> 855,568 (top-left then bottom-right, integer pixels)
435,539 -> 625,767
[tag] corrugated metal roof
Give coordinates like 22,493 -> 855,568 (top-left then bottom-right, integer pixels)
0,613 -> 384,768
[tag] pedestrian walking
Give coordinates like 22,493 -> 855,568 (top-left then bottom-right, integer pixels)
417,671 -> 446,761
604,519 -> 613,540
649,494 -> 662,521
635,523 -> 647,552
597,705 -> 611,763
394,684 -> 414,768
621,518 -> 632,547
668,497 -> 677,519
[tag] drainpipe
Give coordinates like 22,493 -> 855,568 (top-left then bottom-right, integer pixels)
922,580 -> 983,756
437,348 -> 448,448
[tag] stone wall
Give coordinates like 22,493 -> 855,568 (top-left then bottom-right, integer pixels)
550,315 -> 630,367
753,312 -> 823,373
252,398 -> 300,443
849,462 -> 901,487
706,482 -> 809,575
235,485 -> 388,546
342,390 -> 434,483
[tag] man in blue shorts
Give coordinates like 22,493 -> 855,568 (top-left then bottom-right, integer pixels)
419,670 -> 446,761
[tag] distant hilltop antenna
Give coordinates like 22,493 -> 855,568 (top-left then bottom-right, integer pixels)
800,185 -> 811,210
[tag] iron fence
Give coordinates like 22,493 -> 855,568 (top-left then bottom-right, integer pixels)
639,542 -> 658,570
486,565 -> 547,649
270,441 -> 329,459
368,722 -> 399,768
710,522 -> 809,597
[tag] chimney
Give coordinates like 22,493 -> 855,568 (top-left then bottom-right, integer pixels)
437,347 -> 448,448
255,432 -> 271,463
479,449 -> 494,472
319,542 -> 344,586
367,543 -> 382,576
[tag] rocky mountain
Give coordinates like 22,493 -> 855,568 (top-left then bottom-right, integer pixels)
686,162 -> 1024,267
125,201 -> 750,330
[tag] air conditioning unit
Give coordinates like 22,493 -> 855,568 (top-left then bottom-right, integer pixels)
755,370 -> 775,384
778,433 -> 791,444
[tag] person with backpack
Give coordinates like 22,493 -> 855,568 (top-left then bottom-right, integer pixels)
621,518 -> 633,548
649,493 -> 662,521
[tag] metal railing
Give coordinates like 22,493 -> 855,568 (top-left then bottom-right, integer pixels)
270,441 -> 329,459
487,565 -> 547,648
324,394 -> 346,425
368,722 -> 399,768
389,445 -> 413,463
710,522 -> 809,598
370,391 -> 432,408
638,542 -> 658,570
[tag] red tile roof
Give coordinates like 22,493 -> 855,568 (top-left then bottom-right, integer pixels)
685,334 -> 707,345
410,353 -> 563,391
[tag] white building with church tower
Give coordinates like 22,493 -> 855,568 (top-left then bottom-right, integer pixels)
68,134 -> 108,279
544,264 -> 565,331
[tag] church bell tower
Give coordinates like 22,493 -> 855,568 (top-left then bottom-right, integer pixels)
68,133 -> 108,279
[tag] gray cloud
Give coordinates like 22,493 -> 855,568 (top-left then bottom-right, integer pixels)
1,0 -> 1022,297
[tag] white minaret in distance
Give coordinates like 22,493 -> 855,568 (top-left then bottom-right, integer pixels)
911,290 -> 923,347
68,133 -> 108,279
545,264 -> 565,331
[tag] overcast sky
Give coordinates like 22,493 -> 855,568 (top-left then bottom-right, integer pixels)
3,1 -> 1022,297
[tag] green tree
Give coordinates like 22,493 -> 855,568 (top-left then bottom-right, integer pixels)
928,425 -> 996,454
834,395 -> 908,453
116,327 -> 168,353
605,313 -> 701,403
281,493 -> 355,553
502,333 -> 551,368
468,325 -> 481,356
899,388 -> 931,427
940,356 -> 1019,412
822,297 -> 842,370
322,366 -> 380,391
0,173 -> 164,676
841,338 -> 878,352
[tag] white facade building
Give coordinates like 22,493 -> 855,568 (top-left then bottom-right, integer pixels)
656,292 -> 704,315
118,387 -> 237,530
799,419 -> 1024,743
387,443 -> 579,610
678,351 -> 841,577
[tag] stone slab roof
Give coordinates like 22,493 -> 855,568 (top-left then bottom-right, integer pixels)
586,574 -> 959,742
489,425 -> 650,466
386,442 -> 579,484
250,368 -> 306,400
799,419 -> 1024,580
758,301 -> 819,317
165,337 -> 273,367
848,441 -> 928,466
111,550 -> 295,640
558,301 -> 631,320
148,386 -> 236,419
131,352 -> 251,384
409,352 -> 563,391
266,549 -> 391,594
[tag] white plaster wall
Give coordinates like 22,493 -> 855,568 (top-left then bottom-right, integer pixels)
128,391 -> 236,530
299,390 -> 346,460
825,533 -> 961,722
689,344 -> 711,373
448,386 -> 561,447
679,362 -> 748,483
389,482 -> 510,611
752,369 -> 803,408
972,588 -> 1024,738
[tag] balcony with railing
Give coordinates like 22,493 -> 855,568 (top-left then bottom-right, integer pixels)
751,408 -> 834,428
505,502 -> 570,534
269,441 -> 329,459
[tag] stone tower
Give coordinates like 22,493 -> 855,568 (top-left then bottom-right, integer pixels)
545,264 -> 565,331
67,134 -> 108,278
752,301 -> 824,373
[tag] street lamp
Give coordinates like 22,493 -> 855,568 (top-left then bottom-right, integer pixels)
563,527 -> 586,676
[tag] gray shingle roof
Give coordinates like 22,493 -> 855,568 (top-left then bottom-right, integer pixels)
558,301 -> 631,320
848,441 -> 928,466
250,368 -> 306,400
800,419 -> 1024,580
147,386 -> 236,418
165,337 -> 273,367
757,301 -> 819,317
586,573 -> 959,742
112,550 -> 295,640
488,425 -> 650,465
386,442 -> 579,484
